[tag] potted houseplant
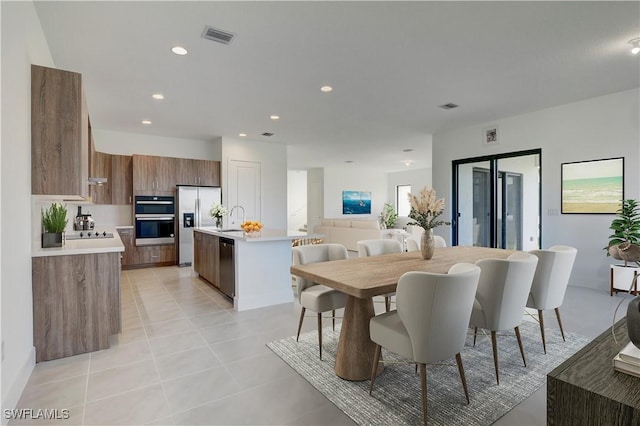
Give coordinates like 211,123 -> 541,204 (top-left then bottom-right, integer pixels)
41,202 -> 68,248
607,199 -> 640,295
379,203 -> 398,229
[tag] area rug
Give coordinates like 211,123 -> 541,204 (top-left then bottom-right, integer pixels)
267,320 -> 590,425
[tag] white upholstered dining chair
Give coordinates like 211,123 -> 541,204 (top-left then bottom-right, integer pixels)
357,239 -> 404,311
291,243 -> 348,360
368,263 -> 481,426
406,234 -> 447,252
469,252 -> 538,384
526,245 -> 577,353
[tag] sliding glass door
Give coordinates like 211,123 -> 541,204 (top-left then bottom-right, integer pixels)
452,149 -> 541,250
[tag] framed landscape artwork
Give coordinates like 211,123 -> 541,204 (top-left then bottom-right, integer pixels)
342,190 -> 371,215
561,157 -> 624,214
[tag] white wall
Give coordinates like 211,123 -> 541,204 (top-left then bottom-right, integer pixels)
306,168 -> 324,231
287,170 -> 307,232
433,89 -> 640,291
221,137 -> 288,230
92,129 -> 221,160
386,167 -> 432,229
1,1 -> 55,413
322,168 -> 387,220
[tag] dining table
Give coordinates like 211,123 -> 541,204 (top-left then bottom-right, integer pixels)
290,245 -> 516,381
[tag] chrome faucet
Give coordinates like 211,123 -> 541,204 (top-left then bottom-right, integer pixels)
229,205 -> 245,226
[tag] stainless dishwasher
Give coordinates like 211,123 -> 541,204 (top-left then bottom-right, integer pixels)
218,237 -> 235,298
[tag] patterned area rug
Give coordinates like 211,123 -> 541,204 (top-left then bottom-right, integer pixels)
267,320 -> 590,425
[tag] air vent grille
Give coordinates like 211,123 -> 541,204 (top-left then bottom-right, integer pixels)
439,103 -> 459,110
261,132 -> 274,137
202,26 -> 235,45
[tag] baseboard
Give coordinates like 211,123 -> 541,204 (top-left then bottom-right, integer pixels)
1,347 -> 35,425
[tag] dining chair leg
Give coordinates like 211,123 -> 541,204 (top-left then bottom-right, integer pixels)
473,327 -> 478,347
296,307 -> 306,341
538,309 -> 547,354
515,326 -> 527,367
332,309 -> 336,331
385,296 -> 391,312
317,313 -> 324,359
555,307 -> 566,341
491,331 -> 499,385
455,353 -> 470,404
419,363 -> 428,426
369,344 -> 382,395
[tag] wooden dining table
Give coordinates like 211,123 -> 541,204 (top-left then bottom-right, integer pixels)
290,245 -> 516,381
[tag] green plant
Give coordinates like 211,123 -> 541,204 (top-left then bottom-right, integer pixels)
607,199 -> 640,264
41,203 -> 68,233
379,203 -> 398,228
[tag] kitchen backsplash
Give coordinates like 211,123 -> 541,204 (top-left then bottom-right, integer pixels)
32,199 -> 133,249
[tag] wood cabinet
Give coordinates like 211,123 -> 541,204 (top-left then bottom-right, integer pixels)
32,252 -> 121,362
31,65 -> 89,199
132,154 -> 176,194
90,151 -> 112,204
117,228 -> 136,267
193,231 -> 219,287
136,244 -> 175,266
111,155 -> 133,205
176,158 -> 221,186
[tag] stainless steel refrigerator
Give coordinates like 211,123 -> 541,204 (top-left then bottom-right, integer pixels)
177,185 -> 222,266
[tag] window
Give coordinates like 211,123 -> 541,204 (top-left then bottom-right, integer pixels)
396,185 -> 411,217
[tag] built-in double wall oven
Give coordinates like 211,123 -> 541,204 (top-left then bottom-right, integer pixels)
135,195 -> 175,246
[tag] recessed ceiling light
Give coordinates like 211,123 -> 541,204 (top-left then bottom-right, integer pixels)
320,85 -> 333,93
171,46 -> 188,56
629,37 -> 640,55
270,115 -> 280,120
142,120 -> 152,125
404,160 -> 413,167
239,133 -> 247,137
152,93 -> 164,100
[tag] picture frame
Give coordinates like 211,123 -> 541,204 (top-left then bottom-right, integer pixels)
342,190 -> 371,215
482,126 -> 499,147
561,157 -> 624,214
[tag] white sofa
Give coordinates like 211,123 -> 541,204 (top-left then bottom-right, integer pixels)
313,218 -> 389,251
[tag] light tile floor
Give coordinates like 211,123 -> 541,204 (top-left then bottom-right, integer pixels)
12,266 -> 632,425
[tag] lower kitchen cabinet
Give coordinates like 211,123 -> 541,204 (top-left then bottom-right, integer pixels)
117,228 -> 136,267
136,244 -> 175,266
32,252 -> 121,362
194,231 -> 219,288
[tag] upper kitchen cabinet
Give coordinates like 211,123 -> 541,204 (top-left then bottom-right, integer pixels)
111,155 -> 133,204
31,65 -> 89,199
90,151 -> 112,204
176,159 -> 221,186
132,154 -> 176,194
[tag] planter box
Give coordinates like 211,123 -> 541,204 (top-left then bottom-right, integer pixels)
42,232 -> 63,248
610,264 -> 640,296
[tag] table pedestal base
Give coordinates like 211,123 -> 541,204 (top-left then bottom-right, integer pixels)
335,295 -> 384,381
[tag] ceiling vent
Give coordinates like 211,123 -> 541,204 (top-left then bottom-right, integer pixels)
439,103 -> 459,110
202,25 -> 235,45
261,132 -> 274,137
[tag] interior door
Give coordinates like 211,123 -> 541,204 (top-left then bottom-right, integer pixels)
228,160 -> 261,227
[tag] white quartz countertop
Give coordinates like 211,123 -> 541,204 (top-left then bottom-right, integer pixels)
32,230 -> 125,257
195,227 -> 322,242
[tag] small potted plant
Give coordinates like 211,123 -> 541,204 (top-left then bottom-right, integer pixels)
379,203 -> 398,229
209,203 -> 228,229
607,199 -> 640,295
41,202 -> 68,248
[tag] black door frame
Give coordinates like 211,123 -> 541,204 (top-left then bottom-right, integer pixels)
451,148 -> 542,248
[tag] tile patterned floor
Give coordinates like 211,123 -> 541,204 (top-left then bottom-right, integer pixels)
11,266 -> 631,425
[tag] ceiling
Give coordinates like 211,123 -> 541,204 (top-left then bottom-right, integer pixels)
33,1 -> 639,173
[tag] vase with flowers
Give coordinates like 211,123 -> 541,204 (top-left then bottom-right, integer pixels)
209,203 -> 228,229
407,187 -> 451,259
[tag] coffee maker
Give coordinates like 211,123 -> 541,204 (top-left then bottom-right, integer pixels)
74,206 -> 95,231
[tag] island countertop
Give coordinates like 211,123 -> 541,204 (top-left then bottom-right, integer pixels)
194,227 -> 322,242
32,230 -> 125,257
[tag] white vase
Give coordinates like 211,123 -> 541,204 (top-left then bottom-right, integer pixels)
421,229 -> 434,260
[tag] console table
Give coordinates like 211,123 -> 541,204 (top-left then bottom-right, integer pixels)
547,318 -> 640,425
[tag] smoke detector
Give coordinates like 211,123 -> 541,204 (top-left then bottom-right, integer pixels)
202,25 -> 235,45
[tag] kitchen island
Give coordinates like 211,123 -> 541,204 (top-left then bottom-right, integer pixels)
32,232 -> 124,361
194,227 -> 320,311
